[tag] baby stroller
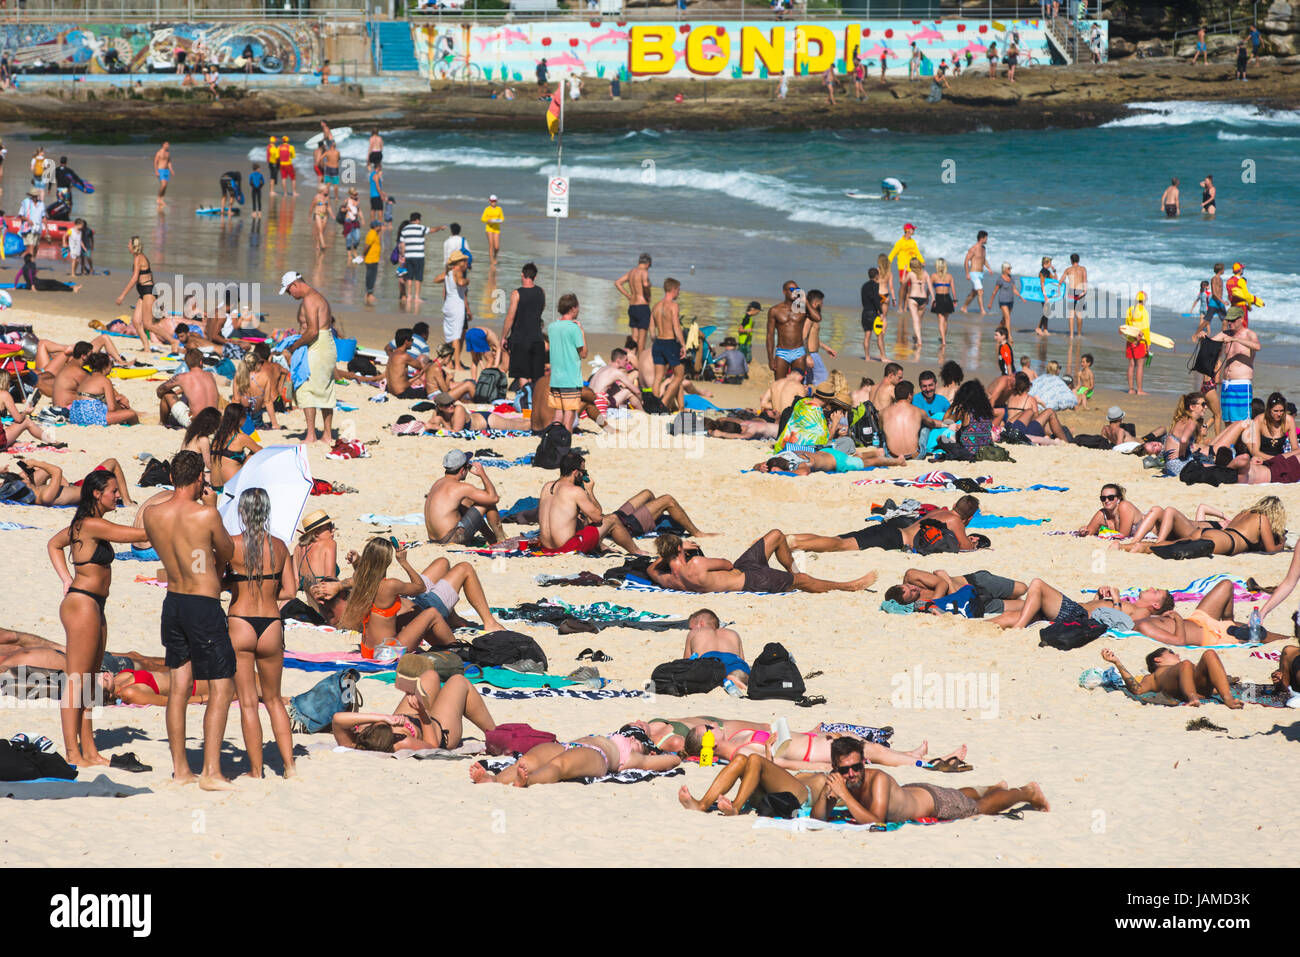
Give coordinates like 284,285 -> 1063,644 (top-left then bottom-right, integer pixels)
682,319 -> 718,381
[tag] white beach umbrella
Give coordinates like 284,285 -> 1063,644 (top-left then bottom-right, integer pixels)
217,445 -> 312,546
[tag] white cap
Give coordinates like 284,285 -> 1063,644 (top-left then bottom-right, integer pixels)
278,270 -> 303,295
489,194 -> 498,202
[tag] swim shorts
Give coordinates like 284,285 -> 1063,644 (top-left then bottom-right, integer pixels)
696,651 -> 750,677
547,386 -> 582,412
969,271 -> 983,290
839,521 -> 905,551
860,308 -> 880,332
325,174 -> 340,185
507,338 -> 546,382
404,258 -> 425,282
158,169 -> 171,182
1125,340 -> 1148,361
1219,380 -> 1252,423
963,569 -> 1017,615
910,782 -> 978,821
555,524 -> 601,555
68,398 -> 107,427
169,399 -> 192,428
370,195 -> 384,212
465,327 -> 490,353
732,537 -> 795,593
824,446 -> 866,473
1051,595 -> 1090,629
369,151 -> 383,167
161,592 -> 235,680
615,503 -> 654,537
627,303 -> 651,330
434,507 -> 489,546
1164,204 -> 1178,218
651,338 -> 681,369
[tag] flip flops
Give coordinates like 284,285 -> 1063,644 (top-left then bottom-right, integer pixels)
796,694 -> 827,707
926,756 -> 974,773
575,648 -> 613,662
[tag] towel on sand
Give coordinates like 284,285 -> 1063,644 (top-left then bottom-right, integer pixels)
618,573 -> 794,597
477,754 -> 681,784
306,740 -> 485,760
1,774 -> 152,800
1084,574 -> 1265,604
477,685 -> 649,700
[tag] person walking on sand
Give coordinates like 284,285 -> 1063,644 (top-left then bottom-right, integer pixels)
960,230 -> 989,316
153,141 -> 172,210
480,194 -> 504,266
1160,177 -> 1180,218
1062,253 -> 1087,337
142,450 -> 237,790
281,271 -> 336,444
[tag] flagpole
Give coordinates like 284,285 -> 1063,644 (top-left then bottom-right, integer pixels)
553,86 -> 564,298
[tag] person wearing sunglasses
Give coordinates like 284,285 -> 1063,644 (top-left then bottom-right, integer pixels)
1080,483 -> 1153,538
824,737 -> 1050,825
1209,306 -> 1261,425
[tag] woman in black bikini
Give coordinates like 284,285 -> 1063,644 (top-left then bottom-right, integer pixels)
209,403 -> 261,491
47,470 -> 149,768
903,257 -> 932,349
1123,495 -> 1286,557
116,236 -> 169,351
181,406 -> 222,476
227,488 -> 296,778
930,258 -> 956,346
1210,391 -> 1295,465
1080,483 -> 1153,538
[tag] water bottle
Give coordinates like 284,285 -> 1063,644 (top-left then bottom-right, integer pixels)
1248,607 -> 1263,643
699,729 -> 715,767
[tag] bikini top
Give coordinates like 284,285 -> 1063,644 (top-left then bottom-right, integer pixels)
228,571 -> 280,583
1259,433 -> 1289,456
72,538 -> 114,566
213,446 -> 247,463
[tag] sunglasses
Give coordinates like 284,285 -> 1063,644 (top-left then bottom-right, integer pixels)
1100,494 -> 1118,502
834,761 -> 865,775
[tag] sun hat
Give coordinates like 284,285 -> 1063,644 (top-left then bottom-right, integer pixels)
278,270 -> 303,295
299,509 -> 334,540
1107,406 -> 1125,421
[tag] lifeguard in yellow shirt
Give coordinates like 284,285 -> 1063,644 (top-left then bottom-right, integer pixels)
481,194 -> 504,265
1122,291 -> 1151,396
887,222 -> 923,289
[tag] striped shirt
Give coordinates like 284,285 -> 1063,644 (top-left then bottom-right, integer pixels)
399,223 -> 429,260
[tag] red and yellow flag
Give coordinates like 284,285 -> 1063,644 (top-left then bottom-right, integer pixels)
546,86 -> 562,138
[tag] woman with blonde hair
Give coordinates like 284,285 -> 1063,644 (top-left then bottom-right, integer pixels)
1123,495 -> 1286,557
314,537 -> 504,658
930,257 -> 955,346
1161,392 -> 1212,478
903,257 -> 932,350
875,252 -> 894,339
116,236 -> 171,351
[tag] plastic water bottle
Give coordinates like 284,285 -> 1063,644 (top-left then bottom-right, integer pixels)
1248,607 -> 1263,643
699,729 -> 715,767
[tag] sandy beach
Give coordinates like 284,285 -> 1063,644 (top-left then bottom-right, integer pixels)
2,290 -> 1297,868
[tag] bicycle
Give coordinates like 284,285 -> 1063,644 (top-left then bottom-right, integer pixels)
431,51 -> 483,83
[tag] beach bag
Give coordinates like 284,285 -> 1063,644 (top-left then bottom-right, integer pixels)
417,650 -> 465,680
533,423 -> 571,470
348,354 -> 379,377
470,630 -> 548,671
667,411 -> 704,436
750,790 -> 802,819
849,401 -> 881,447
931,584 -> 986,618
279,598 -> 326,625
287,669 -> 362,734
1177,461 -> 1237,488
1072,434 -> 1112,450
138,457 -> 171,487
974,444 -> 1013,461
0,738 -> 77,781
651,657 -> 725,696
747,642 -> 805,701
911,518 -> 960,556
334,205 -> 347,226
1039,617 -> 1107,651
473,367 -> 508,404
0,478 -> 34,504
1188,337 -> 1221,377
485,723 -> 557,756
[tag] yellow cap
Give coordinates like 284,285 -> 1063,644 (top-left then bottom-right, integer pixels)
281,136 -> 289,142
1136,291 -> 1146,301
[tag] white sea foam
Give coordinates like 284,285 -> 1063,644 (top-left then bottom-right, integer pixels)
1103,101 -> 1300,129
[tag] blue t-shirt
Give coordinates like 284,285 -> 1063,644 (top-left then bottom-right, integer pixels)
912,393 -> 950,418
546,319 -> 584,389
249,170 -> 265,190
802,352 -> 828,387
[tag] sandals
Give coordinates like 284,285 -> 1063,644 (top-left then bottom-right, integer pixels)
575,648 -> 613,662
926,756 -> 974,773
796,694 -> 827,708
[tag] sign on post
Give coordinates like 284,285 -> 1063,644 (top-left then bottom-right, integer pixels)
546,175 -> 569,218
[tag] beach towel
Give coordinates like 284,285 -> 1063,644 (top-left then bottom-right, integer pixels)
854,474 -> 1067,494
476,686 -> 650,701
424,429 -> 532,440
477,754 -> 682,785
752,816 -> 949,833
1,774 -> 152,800
306,740 -> 486,760
1082,575 -> 1265,604
1102,625 -> 1260,651
684,394 -> 721,411
862,510 -> 1047,529
362,666 -> 580,690
283,650 -> 394,674
1085,671 -> 1290,708
360,512 -> 425,526
617,573 -> 794,597
492,598 -> 685,630
0,520 -> 34,530
478,454 -> 534,469
501,496 -> 539,520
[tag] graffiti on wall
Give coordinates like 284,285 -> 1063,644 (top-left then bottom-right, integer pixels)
0,22 -> 321,74
414,19 -> 1108,82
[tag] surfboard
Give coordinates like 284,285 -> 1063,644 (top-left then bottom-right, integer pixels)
844,190 -> 882,200
196,207 -> 241,216
108,366 -> 159,379
305,126 -> 352,150
73,178 -> 94,194
1119,324 -> 1174,349
1018,277 -> 1065,302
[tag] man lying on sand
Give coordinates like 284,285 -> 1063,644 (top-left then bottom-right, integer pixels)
1134,578 -> 1289,646
681,608 -> 749,694
1101,646 -> 1242,708
424,450 -> 504,545
994,581 -> 1171,631
0,626 -> 163,674
649,531 -> 877,595
889,568 -> 1027,615
785,494 -> 981,554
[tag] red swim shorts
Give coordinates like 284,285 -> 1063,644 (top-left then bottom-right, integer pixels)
556,524 -> 601,554
1125,340 -> 1148,361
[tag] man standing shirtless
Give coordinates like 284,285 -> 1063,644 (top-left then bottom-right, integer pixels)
960,230 -> 989,315
766,280 -> 809,377
650,277 -> 686,407
142,450 -> 236,790
1212,307 -> 1261,423
153,141 -> 172,210
423,450 -> 504,545
281,271 -> 336,443
1061,253 -> 1087,337
614,252 -> 653,356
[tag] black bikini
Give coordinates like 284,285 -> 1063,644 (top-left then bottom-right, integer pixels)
68,537 -> 113,613
1259,433 -> 1289,456
228,569 -> 284,640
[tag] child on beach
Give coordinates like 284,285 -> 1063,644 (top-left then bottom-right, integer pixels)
736,300 -> 759,361
1075,353 -> 1094,410
1191,280 -> 1211,339
995,326 -> 1014,376
62,220 -> 81,278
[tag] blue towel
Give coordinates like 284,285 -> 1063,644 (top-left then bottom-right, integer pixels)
501,496 -> 539,519
684,394 -> 720,411
967,512 -> 1049,529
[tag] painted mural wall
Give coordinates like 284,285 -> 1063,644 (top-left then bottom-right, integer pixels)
0,22 -> 323,73
414,19 -> 1108,83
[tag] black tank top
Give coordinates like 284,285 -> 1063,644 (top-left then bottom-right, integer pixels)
512,285 -> 545,344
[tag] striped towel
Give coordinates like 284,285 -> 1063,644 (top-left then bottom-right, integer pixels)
1084,575 -> 1264,603
1103,626 -> 1260,651
617,575 -> 793,597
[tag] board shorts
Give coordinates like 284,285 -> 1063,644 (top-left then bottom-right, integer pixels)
547,386 -> 582,412
732,537 -> 795,593
651,338 -> 681,369
1069,290 -> 1086,311
68,398 -> 107,427
910,782 -> 978,821
963,570 -> 1017,615
161,592 -> 235,680
696,651 -> 750,677
369,151 -> 383,167
627,303 -> 651,330
370,196 -> 384,212
615,503 -> 654,537
825,446 -> 866,473
158,168 -> 171,182
412,576 -> 461,616
507,338 -> 546,381
555,523 -> 601,554
1164,204 -> 1178,217
280,164 -> 295,181
861,307 -> 881,332
1219,379 -> 1252,423
1267,455 -> 1300,484
969,271 -> 984,290
1125,340 -> 1148,360
168,399 -> 192,428
839,521 -> 905,551
404,258 -> 425,282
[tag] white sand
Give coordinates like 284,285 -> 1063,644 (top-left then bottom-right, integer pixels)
1,303 -> 1296,867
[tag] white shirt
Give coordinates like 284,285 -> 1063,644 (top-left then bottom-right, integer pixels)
19,197 -> 45,231
442,233 -> 470,266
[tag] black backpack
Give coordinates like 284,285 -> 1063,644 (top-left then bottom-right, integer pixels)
473,368 -> 508,404
849,401 -> 882,447
1039,617 -> 1107,651
650,657 -> 725,696
533,423 -> 572,470
911,518 -> 961,556
469,630 -> 548,671
0,739 -> 77,782
747,642 -> 806,701
139,457 -> 171,487
335,205 -> 348,226
1188,336 -> 1222,377
641,392 -> 668,415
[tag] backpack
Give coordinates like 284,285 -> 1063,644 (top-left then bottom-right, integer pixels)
974,443 -> 1014,462
650,657 -> 726,696
849,401 -> 882,447
0,478 -> 35,504
139,457 -> 171,487
1071,434 -> 1112,450
1038,617 -> 1107,651
0,738 -> 77,782
469,630 -> 548,671
485,723 -> 558,756
667,411 -> 704,436
348,354 -> 379,377
911,518 -> 961,556
1188,336 -> 1222,377
286,668 -> 362,734
533,423 -> 571,470
473,367 -> 508,404
747,642 -> 806,701
335,205 -> 348,226
930,583 -> 986,618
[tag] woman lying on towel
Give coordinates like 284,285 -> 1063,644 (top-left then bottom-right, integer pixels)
1079,483 -> 1159,538
1119,495 -> 1286,558
682,720 -> 968,773
11,457 -> 135,507
470,721 -> 680,786
317,537 -> 504,658
101,667 -> 208,706
0,380 -> 60,450
331,654 -> 497,753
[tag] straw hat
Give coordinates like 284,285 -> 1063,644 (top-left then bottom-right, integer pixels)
447,250 -> 468,265
299,509 -> 334,540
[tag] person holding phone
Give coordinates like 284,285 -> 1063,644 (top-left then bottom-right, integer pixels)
537,452 -> 643,555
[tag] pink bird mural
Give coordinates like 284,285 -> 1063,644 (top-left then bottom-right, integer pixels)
861,44 -> 897,60
583,28 -> 630,53
540,51 -> 586,70
906,25 -> 944,45
474,27 -> 529,52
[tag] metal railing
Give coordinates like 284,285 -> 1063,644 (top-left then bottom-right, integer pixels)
1171,17 -> 1242,49
0,4 -> 368,22
407,3 -> 1103,22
